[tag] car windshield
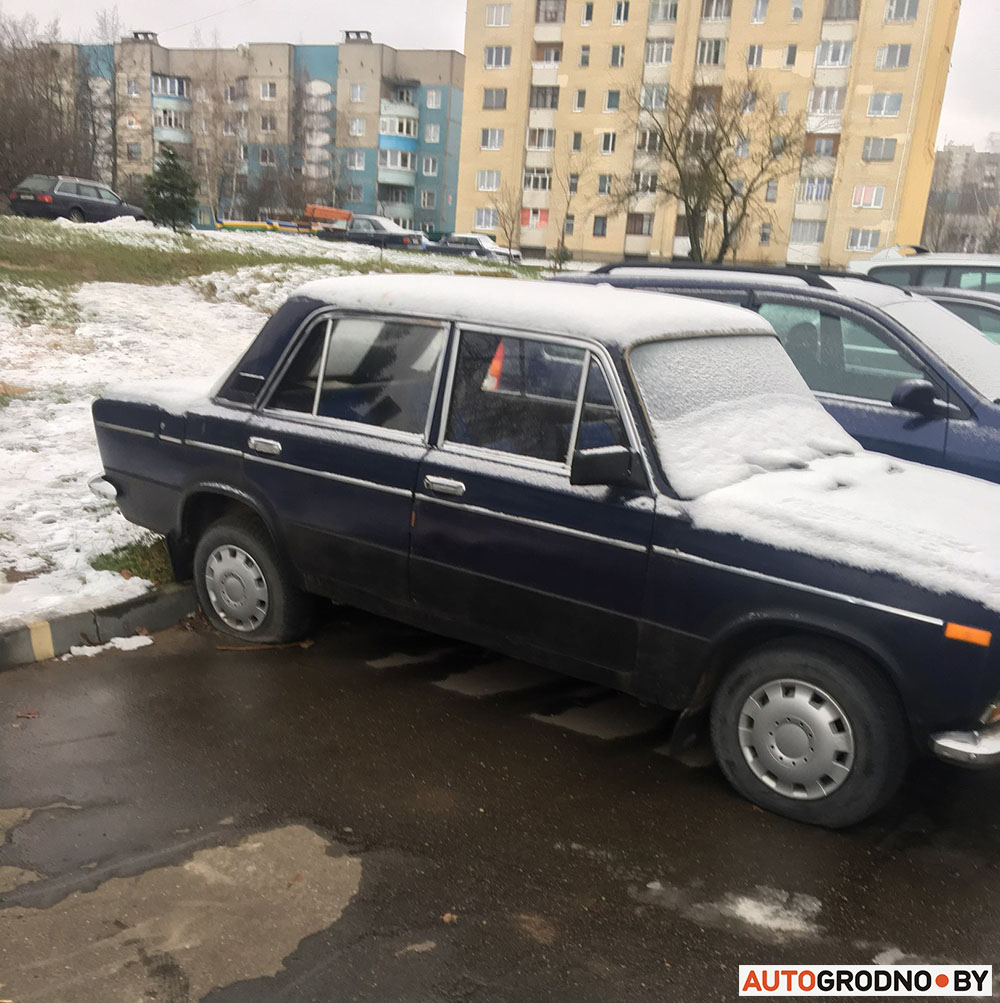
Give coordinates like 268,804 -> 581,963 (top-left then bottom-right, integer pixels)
630,335 -> 859,498
881,298 -> 1000,401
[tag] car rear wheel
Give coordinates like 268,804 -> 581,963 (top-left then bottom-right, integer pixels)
68,208 -> 85,223
193,515 -> 315,643
710,639 -> 908,828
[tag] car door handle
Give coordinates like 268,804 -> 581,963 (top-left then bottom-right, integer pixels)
247,436 -> 282,457
423,475 -> 466,497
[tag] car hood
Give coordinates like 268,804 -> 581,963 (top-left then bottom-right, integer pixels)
687,452 -> 1000,614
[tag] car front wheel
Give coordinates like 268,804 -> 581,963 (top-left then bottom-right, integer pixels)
193,515 -> 314,643
710,640 -> 908,828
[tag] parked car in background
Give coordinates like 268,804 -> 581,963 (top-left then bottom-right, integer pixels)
430,232 -> 522,262
849,245 -> 1000,292
7,174 -> 145,223
556,264 -> 1000,486
91,274 -> 1000,828
316,214 -> 429,250
910,288 -> 1000,345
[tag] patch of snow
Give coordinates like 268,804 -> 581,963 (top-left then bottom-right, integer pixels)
686,886 -> 823,940
64,634 -> 154,659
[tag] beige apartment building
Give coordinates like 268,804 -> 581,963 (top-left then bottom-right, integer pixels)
456,0 -> 960,265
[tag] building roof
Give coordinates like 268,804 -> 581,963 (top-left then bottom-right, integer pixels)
292,274 -> 775,347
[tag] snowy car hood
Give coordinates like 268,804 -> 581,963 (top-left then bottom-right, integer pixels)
687,453 -> 1000,614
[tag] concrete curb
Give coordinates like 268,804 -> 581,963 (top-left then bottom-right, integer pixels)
0,582 -> 196,671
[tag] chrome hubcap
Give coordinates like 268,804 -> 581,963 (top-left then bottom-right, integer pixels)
737,678 -> 855,801
205,545 -> 269,632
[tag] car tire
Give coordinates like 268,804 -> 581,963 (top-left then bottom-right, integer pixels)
710,639 -> 908,828
68,208 -> 85,223
193,515 -> 315,644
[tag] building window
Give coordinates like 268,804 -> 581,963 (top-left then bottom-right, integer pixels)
610,45 -> 625,67
601,132 -> 617,154
260,81 -> 276,100
636,129 -> 663,153
646,40 -> 672,65
347,150 -> 365,170
747,44 -> 763,68
790,219 -> 827,243
751,0 -> 769,21
349,118 -> 365,136
885,0 -> 918,21
426,89 -> 442,109
735,134 -> 750,157
423,156 -> 439,175
765,180 -> 778,202
378,149 -> 417,171
476,208 -> 499,230
825,0 -> 859,18
536,0 -> 566,21
127,114 -> 139,130
483,87 -> 507,109
154,109 -> 191,130
862,136 -> 897,162
126,142 -> 141,160
380,116 -> 418,137
350,84 -> 366,102
530,85 -> 560,109
393,87 -> 414,103
597,174 -> 612,195
572,131 -> 582,152
790,0 -> 803,20
810,135 -> 837,156
425,123 -> 441,143
759,222 -> 772,244
852,184 -> 886,209
259,147 -> 276,166
485,45 -> 512,68
574,89 -> 586,111
486,3 -> 511,25
848,228 -> 881,251
641,85 -> 668,110
741,90 -> 757,114
239,144 -> 248,161
568,173 -> 579,194
604,89 -> 621,112
701,0 -> 732,19
612,0 -> 630,23
127,78 -> 140,98
523,166 -> 552,190
650,0 -> 678,21
152,74 -> 189,97
481,127 -> 504,149
815,40 -> 852,67
785,44 -> 798,68
579,44 -> 591,67
868,92 -> 903,117
420,190 -> 437,209
697,39 -> 725,64
799,177 -> 832,201
626,212 -> 654,235
564,214 -> 575,235
477,169 -> 501,191
348,185 -> 363,201
876,44 -> 911,69
527,127 -> 556,149
809,87 -> 846,114
777,92 -> 790,114
260,114 -> 276,133
582,1 -> 594,23
593,215 -> 608,237
632,171 -> 658,193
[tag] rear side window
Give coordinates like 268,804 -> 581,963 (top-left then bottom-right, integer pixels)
77,184 -> 99,198
56,181 -> 79,195
868,266 -> 913,287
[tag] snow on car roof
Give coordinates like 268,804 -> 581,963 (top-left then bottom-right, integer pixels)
292,274 -> 774,346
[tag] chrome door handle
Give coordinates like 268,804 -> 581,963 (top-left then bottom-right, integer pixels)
423,475 -> 466,497
247,436 -> 282,456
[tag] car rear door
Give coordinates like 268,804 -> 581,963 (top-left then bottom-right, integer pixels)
245,310 -> 449,606
74,182 -> 105,221
410,327 -> 654,684
755,296 -> 949,465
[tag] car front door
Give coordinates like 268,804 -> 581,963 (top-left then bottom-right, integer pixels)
410,328 -> 654,685
245,310 -> 448,606
755,297 -> 949,466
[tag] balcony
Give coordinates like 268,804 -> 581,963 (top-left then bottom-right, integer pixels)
380,98 -> 418,119
786,242 -> 823,265
153,126 -> 192,145
376,166 -> 416,187
531,62 -> 560,86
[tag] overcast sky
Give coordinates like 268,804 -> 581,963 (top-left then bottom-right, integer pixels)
7,0 -> 996,148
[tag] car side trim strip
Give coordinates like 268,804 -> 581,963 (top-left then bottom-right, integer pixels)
416,492 -> 648,553
95,421 -> 156,439
159,435 -> 184,445
185,440 -> 243,457
246,453 -> 413,498
653,546 -> 945,626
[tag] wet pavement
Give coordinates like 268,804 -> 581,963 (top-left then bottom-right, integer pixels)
2,605 -> 1000,1001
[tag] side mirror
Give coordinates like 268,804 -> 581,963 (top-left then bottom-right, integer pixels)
570,445 -> 638,487
890,379 -> 949,417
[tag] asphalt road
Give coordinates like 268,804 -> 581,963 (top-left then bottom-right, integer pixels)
1,606 -> 999,1002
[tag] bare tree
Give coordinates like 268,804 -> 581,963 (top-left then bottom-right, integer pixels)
614,76 -> 805,262
93,7 -> 123,189
489,181 -> 522,262
548,138 -> 600,270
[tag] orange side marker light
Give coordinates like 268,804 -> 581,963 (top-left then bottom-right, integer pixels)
944,622 -> 993,648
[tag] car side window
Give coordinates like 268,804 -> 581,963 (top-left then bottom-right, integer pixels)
574,358 -> 629,451
98,188 -> 120,202
56,181 -> 78,195
267,316 -> 447,435
953,268 -> 986,290
77,184 -> 99,198
942,302 -> 1000,345
444,331 -> 589,463
869,266 -> 913,287
758,302 -> 923,403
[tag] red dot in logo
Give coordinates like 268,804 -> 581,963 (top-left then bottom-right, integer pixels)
936,974 -> 950,988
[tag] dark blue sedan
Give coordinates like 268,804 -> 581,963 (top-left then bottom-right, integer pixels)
91,276 -> 1000,828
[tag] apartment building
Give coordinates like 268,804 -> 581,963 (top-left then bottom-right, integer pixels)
78,31 -> 463,231
923,142 -> 1000,252
456,0 -> 960,265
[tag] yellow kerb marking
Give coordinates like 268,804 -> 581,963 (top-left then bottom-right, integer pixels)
28,620 -> 55,661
